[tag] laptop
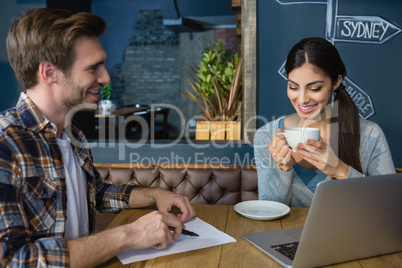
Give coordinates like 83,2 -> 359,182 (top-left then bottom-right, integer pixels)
244,173 -> 402,268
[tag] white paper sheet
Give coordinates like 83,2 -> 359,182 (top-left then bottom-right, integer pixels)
117,217 -> 236,264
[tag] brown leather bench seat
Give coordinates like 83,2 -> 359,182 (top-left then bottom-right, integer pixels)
96,164 -> 258,204
94,163 -> 258,231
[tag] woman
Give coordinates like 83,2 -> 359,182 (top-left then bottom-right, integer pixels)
254,37 -> 395,207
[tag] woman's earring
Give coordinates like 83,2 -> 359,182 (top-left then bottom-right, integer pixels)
331,91 -> 336,108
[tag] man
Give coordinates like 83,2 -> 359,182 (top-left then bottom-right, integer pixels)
0,8 -> 196,267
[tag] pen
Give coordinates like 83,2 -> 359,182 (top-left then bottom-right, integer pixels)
168,226 -> 199,237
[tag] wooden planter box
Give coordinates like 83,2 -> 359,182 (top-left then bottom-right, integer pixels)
195,121 -> 241,140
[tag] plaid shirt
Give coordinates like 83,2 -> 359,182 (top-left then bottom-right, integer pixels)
0,93 -> 135,267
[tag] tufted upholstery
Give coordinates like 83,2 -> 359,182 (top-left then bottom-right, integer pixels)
96,165 -> 258,205
93,164 -> 257,232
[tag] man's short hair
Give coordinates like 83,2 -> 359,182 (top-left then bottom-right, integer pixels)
7,8 -> 106,89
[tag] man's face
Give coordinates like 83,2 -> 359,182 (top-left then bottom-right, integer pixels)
57,35 -> 110,112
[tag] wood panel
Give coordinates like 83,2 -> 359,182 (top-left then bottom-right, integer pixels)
232,0 -> 241,9
242,0 -> 257,144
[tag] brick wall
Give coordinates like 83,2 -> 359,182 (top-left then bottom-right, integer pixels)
121,10 -> 179,104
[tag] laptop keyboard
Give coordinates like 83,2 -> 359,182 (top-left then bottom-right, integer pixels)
271,242 -> 299,260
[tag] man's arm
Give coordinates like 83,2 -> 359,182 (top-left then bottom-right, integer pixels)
0,158 -> 70,267
93,169 -> 196,222
67,211 -> 182,268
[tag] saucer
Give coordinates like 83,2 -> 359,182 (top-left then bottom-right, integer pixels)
234,200 -> 290,221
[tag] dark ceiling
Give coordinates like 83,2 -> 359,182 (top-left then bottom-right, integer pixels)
46,0 -> 239,32
162,0 -> 240,31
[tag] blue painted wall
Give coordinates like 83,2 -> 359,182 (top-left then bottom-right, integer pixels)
257,0 -> 402,167
0,0 -> 46,111
92,0 -> 160,71
1,0 -> 401,167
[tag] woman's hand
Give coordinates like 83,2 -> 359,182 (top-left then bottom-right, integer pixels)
268,128 -> 295,171
295,138 -> 350,179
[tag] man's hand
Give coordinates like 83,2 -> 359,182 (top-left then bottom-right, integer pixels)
153,189 -> 196,222
129,187 -> 196,222
67,211 -> 184,267
124,211 -> 184,249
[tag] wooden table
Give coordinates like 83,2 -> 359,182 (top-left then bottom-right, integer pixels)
101,204 -> 402,267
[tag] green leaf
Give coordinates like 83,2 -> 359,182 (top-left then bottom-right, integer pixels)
180,39 -> 243,122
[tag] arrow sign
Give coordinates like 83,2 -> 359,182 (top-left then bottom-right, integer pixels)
335,16 -> 401,44
343,77 -> 374,119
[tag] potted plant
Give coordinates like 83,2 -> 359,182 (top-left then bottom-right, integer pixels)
100,83 -> 114,115
182,40 -> 243,140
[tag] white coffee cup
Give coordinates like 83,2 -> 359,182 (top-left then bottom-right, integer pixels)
278,127 -> 320,152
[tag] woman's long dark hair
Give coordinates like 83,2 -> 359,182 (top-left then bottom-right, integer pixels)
285,37 -> 363,173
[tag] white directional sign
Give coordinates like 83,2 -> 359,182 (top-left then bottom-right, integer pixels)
335,16 -> 401,44
343,78 -> 374,119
